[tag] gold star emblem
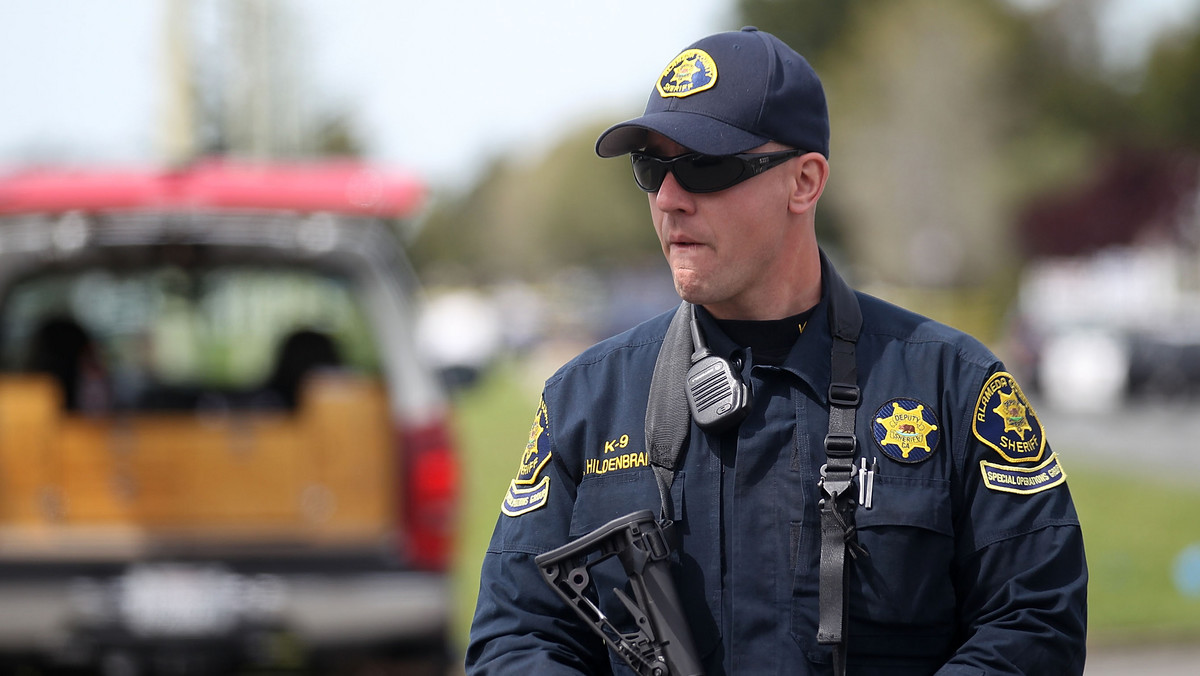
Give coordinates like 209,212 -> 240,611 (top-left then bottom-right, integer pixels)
669,61 -> 699,86
876,401 -> 938,459
992,388 -> 1032,440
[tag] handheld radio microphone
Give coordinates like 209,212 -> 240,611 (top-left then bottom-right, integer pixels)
685,305 -> 751,433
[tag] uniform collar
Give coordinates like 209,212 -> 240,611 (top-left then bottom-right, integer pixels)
692,256 -> 836,404
777,286 -> 833,403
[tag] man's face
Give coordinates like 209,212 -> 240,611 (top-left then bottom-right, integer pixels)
643,133 -> 802,320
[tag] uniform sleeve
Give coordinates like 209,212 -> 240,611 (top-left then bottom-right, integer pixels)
937,369 -> 1087,675
937,519 -> 1087,675
465,395 -> 610,675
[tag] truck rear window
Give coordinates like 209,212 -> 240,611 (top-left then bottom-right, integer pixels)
0,265 -> 382,412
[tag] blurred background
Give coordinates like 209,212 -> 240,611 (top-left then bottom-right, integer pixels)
3,0 -> 1200,673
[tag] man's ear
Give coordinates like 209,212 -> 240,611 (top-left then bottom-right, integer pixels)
788,153 -> 829,215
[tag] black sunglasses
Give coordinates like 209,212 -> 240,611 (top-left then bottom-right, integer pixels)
630,149 -> 805,194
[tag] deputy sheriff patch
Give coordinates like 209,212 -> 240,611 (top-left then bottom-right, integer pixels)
980,453 -> 1066,495
972,371 -> 1046,464
502,398 -> 552,517
872,398 -> 941,464
657,48 -> 717,98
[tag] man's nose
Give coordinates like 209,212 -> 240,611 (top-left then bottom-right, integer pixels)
653,170 -> 694,212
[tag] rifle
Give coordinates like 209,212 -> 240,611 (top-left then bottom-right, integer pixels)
535,510 -> 704,676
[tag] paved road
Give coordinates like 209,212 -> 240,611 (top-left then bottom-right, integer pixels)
1086,643 -> 1200,675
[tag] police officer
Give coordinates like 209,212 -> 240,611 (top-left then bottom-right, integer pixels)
467,27 -> 1086,675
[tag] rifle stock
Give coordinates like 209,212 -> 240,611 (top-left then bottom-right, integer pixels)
535,510 -> 704,676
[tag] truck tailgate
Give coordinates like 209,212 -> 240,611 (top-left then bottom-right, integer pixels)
0,372 -> 395,559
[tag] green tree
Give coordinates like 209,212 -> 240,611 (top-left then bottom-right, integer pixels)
737,0 -> 876,66
411,124 -> 659,283
1138,27 -> 1200,150
732,0 -> 1120,339
735,0 -> 1116,285
819,0 -> 1036,287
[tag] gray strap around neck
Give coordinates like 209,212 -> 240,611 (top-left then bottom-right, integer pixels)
645,301 -> 694,523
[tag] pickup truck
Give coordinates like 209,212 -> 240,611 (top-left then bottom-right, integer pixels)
0,161 -> 459,674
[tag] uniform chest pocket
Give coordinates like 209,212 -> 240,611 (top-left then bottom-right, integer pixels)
849,474 -> 958,656
569,468 -> 660,538
855,474 -> 953,535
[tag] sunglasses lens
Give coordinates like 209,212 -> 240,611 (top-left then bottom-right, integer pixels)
631,153 -> 747,193
673,155 -> 746,192
631,155 -> 668,192
631,151 -> 802,193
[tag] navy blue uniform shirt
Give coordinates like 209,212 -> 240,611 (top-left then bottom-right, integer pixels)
467,267 -> 1087,675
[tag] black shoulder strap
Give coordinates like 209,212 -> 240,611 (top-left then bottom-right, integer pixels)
645,301 -> 694,523
816,255 -> 863,676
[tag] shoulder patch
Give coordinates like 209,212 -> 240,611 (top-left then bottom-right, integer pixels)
972,371 -> 1046,463
502,398 -> 552,517
502,476 -> 550,517
980,453 -> 1066,495
657,48 -> 717,98
872,398 -> 940,464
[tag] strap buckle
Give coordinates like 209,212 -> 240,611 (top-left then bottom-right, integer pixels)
818,462 -> 857,501
828,383 -> 860,407
824,432 -> 857,457
818,464 -> 869,561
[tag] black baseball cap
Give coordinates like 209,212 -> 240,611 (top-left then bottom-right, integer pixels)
596,27 -> 829,158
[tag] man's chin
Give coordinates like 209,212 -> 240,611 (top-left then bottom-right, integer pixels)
671,271 -> 710,304
672,282 -> 704,306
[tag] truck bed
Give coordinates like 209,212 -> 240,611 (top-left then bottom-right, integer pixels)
0,372 -> 395,556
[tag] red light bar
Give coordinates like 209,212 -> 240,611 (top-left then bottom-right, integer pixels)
0,159 -> 425,218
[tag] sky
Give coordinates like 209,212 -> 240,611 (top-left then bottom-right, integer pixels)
0,0 -> 733,189
1,0 -> 1197,192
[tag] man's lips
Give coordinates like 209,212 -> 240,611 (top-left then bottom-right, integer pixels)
669,236 -> 703,248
